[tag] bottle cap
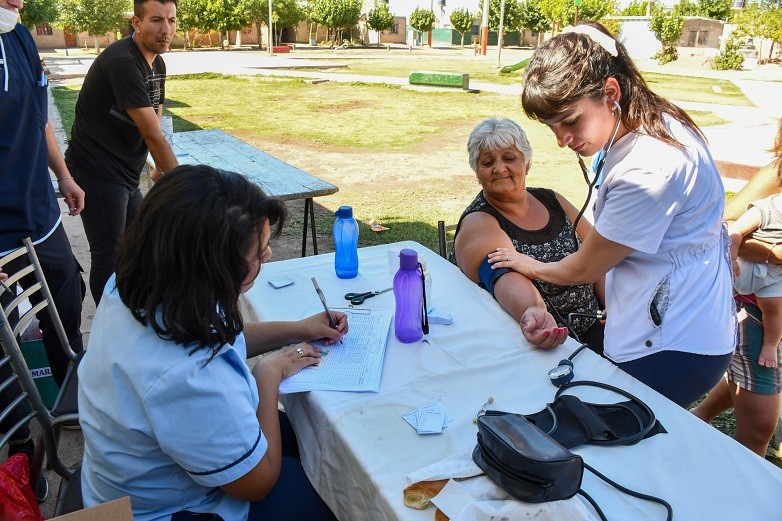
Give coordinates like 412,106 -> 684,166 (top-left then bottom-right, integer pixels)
399,248 -> 418,270
335,206 -> 353,218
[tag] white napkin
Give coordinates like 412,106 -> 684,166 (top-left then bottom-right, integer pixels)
405,453 -> 483,484
407,454 -> 597,521
433,478 -> 596,521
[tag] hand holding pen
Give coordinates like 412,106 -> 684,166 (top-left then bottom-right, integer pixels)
311,277 -> 347,344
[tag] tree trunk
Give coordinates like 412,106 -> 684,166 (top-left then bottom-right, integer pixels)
256,23 -> 263,49
460,32 -> 464,48
93,34 -> 99,53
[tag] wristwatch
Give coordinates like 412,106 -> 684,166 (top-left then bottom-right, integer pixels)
548,359 -> 574,387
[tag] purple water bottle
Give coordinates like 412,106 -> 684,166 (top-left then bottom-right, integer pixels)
333,206 -> 359,279
394,249 -> 426,343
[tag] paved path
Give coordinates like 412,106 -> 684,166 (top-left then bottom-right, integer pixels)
46,47 -> 782,186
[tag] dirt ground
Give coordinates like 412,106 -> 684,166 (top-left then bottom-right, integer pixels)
60,129 -> 474,338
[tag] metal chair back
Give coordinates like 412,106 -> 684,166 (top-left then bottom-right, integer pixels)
0,237 -> 82,514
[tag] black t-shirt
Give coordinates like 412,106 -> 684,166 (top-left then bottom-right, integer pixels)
65,35 -> 166,189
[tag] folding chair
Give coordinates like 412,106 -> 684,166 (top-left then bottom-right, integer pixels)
0,237 -> 83,515
437,220 -> 457,259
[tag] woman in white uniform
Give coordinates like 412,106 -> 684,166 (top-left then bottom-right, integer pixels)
489,22 -> 735,407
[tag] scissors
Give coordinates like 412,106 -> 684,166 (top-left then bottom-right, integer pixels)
344,288 -> 392,305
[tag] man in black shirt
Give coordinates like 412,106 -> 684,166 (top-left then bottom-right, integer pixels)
65,0 -> 178,304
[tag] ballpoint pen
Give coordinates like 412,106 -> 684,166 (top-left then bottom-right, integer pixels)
311,277 -> 342,342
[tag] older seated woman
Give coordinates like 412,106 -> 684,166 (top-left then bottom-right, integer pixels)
452,117 -> 605,352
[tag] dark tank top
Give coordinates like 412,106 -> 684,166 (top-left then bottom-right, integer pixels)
451,188 -> 600,335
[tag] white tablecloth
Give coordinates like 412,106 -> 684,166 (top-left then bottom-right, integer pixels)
244,241 -> 782,521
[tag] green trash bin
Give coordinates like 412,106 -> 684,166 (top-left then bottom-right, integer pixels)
19,320 -> 60,409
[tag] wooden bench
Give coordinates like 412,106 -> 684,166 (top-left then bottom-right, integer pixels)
409,71 -> 469,90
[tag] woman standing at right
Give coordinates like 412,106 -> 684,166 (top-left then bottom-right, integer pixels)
692,120 -> 782,456
490,23 -> 735,407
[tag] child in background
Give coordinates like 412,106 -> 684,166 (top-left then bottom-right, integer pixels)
729,175 -> 782,368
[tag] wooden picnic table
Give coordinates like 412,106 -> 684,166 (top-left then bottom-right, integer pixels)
172,129 -> 338,256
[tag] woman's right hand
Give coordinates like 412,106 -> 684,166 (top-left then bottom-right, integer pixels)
253,343 -> 322,382
0,268 -> 6,282
519,306 -> 568,349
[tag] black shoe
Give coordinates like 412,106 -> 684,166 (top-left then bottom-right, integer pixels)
35,474 -> 49,503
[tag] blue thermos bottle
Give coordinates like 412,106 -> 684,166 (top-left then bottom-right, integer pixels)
394,249 -> 425,343
333,206 -> 359,279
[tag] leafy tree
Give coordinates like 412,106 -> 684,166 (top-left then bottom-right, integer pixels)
713,33 -> 744,69
309,0 -> 362,45
408,7 -> 435,46
733,0 -> 782,61
538,0 -> 616,31
649,4 -> 683,63
20,0 -> 60,28
450,7 -> 474,47
483,0 -> 521,36
176,0 -> 207,49
621,0 -> 649,15
199,0 -> 250,48
518,0 -> 550,46
697,0 -> 732,20
672,0 -> 699,16
59,0 -> 130,52
367,2 -> 394,46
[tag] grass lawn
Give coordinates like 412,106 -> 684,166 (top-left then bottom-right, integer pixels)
52,73 -> 727,250
52,74 -> 780,459
286,58 -> 753,107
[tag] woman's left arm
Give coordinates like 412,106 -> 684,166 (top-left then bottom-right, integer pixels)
490,230 -> 633,286
243,312 -> 349,358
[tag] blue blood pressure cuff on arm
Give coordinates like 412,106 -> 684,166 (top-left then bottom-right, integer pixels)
478,257 -> 514,297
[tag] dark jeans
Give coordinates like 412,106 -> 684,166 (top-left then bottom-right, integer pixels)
0,224 -> 85,438
248,413 -> 336,521
618,349 -> 734,408
70,168 -> 142,305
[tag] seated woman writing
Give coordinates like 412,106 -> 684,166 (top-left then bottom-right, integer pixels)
451,117 -> 605,352
77,165 -> 345,521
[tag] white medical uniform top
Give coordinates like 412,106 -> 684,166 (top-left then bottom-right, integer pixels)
78,275 -> 266,521
594,115 -> 736,363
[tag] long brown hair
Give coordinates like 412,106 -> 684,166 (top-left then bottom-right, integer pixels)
115,165 -> 286,355
521,21 -> 704,150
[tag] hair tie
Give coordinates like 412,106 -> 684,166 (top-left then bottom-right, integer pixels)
563,25 -> 618,57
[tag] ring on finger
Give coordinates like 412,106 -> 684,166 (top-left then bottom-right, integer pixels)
296,347 -> 305,357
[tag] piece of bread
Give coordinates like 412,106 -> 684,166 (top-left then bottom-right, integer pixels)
435,508 -> 450,521
403,479 -> 448,510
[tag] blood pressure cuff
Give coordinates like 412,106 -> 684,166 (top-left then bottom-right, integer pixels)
478,257 -> 513,297
523,394 -> 666,449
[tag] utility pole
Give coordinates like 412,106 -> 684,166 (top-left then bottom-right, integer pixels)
268,0 -> 274,54
429,0 -> 434,47
480,0 -> 489,55
573,0 -> 581,25
496,0 -> 506,67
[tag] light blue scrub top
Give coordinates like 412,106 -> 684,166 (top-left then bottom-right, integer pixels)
78,275 -> 266,521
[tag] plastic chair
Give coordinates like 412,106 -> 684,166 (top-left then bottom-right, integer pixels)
437,220 -> 457,259
0,237 -> 83,515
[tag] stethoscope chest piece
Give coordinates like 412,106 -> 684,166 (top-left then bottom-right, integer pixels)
548,359 -> 575,387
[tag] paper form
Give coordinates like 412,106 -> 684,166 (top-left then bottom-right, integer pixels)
279,311 -> 392,393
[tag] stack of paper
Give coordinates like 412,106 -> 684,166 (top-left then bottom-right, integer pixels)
404,403 -> 450,435
279,311 -> 392,394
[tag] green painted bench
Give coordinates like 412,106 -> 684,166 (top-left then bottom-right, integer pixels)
409,71 -> 469,90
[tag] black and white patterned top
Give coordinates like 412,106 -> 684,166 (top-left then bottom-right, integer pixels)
450,188 -> 600,335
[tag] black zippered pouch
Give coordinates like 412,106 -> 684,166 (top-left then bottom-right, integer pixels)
472,410 -> 583,503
